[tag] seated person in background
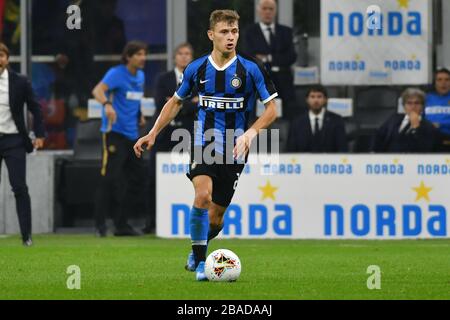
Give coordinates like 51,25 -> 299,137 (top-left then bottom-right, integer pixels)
286,85 -> 348,153
424,67 -> 450,151
372,88 -> 439,153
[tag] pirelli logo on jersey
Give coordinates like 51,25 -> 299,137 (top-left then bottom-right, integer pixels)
199,95 -> 244,110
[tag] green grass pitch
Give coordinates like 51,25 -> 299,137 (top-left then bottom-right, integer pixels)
0,235 -> 448,300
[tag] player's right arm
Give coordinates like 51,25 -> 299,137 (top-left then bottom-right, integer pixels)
133,96 -> 183,158
134,60 -> 197,158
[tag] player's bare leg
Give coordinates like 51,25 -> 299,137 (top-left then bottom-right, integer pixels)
192,175 -> 213,209
207,202 -> 227,243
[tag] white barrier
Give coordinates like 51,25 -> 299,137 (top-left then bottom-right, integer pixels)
294,66 -> 320,85
327,98 -> 353,117
87,98 -> 156,119
157,153 -> 450,239
0,151 -> 73,234
321,0 -> 432,85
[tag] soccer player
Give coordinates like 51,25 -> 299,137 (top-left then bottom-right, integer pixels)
133,10 -> 278,281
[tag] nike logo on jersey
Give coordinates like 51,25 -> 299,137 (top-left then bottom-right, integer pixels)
200,79 -> 209,84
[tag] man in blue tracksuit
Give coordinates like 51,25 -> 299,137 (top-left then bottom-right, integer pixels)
425,68 -> 450,151
92,41 -> 147,236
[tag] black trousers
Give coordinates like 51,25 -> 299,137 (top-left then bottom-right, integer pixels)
94,131 -> 145,230
0,134 -> 31,241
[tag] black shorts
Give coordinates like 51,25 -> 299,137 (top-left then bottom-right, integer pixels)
186,161 -> 245,208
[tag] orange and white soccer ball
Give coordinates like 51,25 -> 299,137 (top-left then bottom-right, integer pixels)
205,249 -> 241,282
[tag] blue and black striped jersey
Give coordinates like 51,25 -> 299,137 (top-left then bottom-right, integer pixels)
175,53 -> 278,155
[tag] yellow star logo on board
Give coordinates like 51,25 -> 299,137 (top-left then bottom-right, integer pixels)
258,181 -> 278,201
446,158 -> 450,164
412,181 -> 432,202
355,54 -> 361,61
291,158 -> 298,164
411,54 -> 417,60
398,0 -> 409,9
342,158 -> 348,164
393,158 -> 400,164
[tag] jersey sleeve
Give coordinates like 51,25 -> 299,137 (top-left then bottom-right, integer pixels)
101,67 -> 121,91
175,62 -> 195,100
250,62 -> 278,104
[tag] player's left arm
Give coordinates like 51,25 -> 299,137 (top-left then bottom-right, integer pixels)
134,62 -> 196,158
234,60 -> 279,159
234,100 -> 277,159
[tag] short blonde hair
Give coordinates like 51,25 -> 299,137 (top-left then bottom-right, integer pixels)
209,10 -> 240,30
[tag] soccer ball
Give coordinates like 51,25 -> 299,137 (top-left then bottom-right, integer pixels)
205,249 -> 241,282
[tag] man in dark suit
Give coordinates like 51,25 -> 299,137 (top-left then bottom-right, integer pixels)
243,0 -> 297,118
287,85 -> 348,153
142,42 -> 197,234
0,43 -> 45,246
153,42 -> 197,151
372,88 -> 439,153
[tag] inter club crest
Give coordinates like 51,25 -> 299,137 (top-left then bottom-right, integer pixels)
230,75 -> 242,89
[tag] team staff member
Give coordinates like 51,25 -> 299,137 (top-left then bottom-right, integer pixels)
0,42 -> 45,246
372,88 -> 439,153
287,85 -> 348,153
425,68 -> 450,151
243,0 -> 297,118
92,41 -> 147,237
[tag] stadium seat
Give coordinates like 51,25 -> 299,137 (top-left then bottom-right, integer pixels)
73,120 -> 102,160
57,119 -> 152,228
352,128 -> 376,153
56,120 -> 102,226
354,86 -> 399,130
356,86 -> 399,109
351,87 -> 399,151
324,86 -> 342,98
343,118 -> 359,152
351,84 -> 427,151
268,118 -> 290,153
294,86 -> 310,113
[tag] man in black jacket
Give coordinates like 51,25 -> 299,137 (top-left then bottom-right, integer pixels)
243,0 -> 297,118
372,88 -> 438,153
153,42 -> 197,151
287,85 -> 348,153
0,43 -> 45,246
